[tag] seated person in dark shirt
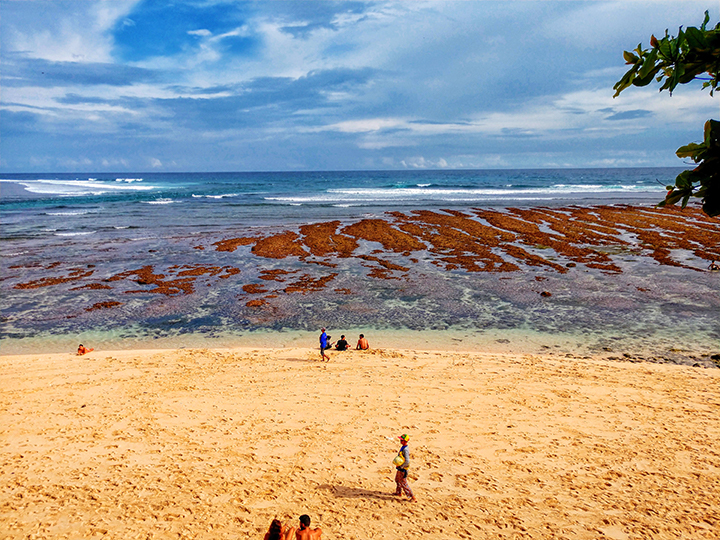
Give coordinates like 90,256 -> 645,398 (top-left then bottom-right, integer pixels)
335,335 -> 349,351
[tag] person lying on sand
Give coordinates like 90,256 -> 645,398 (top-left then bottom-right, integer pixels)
356,334 -> 369,350
77,344 -> 94,355
264,518 -> 295,540
335,335 -> 349,351
295,515 -> 321,539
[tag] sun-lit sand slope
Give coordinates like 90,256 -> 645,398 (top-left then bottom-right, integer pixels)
1,348 -> 718,539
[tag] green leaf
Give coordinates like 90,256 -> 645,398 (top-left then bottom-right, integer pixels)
664,191 -> 685,205
685,26 -> 708,49
676,142 -> 706,160
613,67 -> 640,97
675,171 -> 693,189
633,66 -> 661,87
623,50 -> 639,63
638,48 -> 659,78
701,10 -> 710,31
658,38 -> 673,58
705,119 -> 720,144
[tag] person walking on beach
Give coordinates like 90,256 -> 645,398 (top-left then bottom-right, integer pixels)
295,514 -> 322,539
356,334 -> 369,350
319,328 -> 330,361
394,434 -> 416,501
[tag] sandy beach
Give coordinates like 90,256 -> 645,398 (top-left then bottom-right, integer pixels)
1,347 -> 718,539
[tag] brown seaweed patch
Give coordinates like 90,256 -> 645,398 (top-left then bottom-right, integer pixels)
259,269 -> 298,282
284,273 -> 338,294
246,299 -> 267,307
219,267 -> 241,279
502,245 -> 567,273
591,206 -> 720,268
15,269 -> 95,289
401,209 -> 516,246
475,209 -> 621,273
511,208 -> 622,244
334,288 -> 353,295
358,255 -> 409,272
109,266 -> 195,296
174,264 -> 241,278
299,221 -> 359,258
342,219 -> 426,253
243,284 -> 268,294
176,265 -> 224,277
439,253 -> 518,273
85,301 -> 123,312
9,263 -> 43,269
71,283 -> 113,291
366,267 -> 398,280
252,231 -> 308,259
387,211 -> 519,273
306,260 -> 338,268
213,237 -> 256,253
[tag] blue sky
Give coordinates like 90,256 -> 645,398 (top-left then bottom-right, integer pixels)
1,0 -> 717,172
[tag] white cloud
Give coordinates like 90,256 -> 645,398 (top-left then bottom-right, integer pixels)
150,158 -> 163,168
325,118 -> 406,133
5,1 -> 139,63
541,1 -> 716,50
401,156 -> 450,169
188,29 -> 212,37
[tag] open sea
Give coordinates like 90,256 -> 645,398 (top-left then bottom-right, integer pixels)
1,168 -> 718,360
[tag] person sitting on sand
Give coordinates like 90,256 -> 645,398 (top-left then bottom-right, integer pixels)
356,334 -> 369,350
319,328 -> 331,361
77,344 -> 94,355
264,518 -> 295,540
295,515 -> 321,540
335,335 -> 349,351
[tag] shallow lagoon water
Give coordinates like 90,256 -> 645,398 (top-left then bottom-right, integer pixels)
1,169 -> 718,360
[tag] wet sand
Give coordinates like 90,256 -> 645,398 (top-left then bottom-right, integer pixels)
1,347 -> 718,539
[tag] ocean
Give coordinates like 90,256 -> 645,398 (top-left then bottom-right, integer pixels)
1,168 -> 718,360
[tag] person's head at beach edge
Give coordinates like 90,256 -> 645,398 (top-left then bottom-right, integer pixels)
296,514 -> 321,539
399,434 -> 409,444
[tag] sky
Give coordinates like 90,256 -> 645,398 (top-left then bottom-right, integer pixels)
1,0 -> 718,173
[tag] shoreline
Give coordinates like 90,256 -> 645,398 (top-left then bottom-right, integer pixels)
1,327 -> 718,368
1,346 -> 718,539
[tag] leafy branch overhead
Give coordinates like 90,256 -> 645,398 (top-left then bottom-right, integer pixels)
613,11 -> 720,217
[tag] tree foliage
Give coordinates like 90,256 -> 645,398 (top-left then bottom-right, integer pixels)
613,11 -> 720,217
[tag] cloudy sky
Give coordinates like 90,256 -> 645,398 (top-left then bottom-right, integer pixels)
1,0 -> 717,172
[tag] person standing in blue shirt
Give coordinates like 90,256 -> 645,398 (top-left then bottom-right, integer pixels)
319,328 -> 330,361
